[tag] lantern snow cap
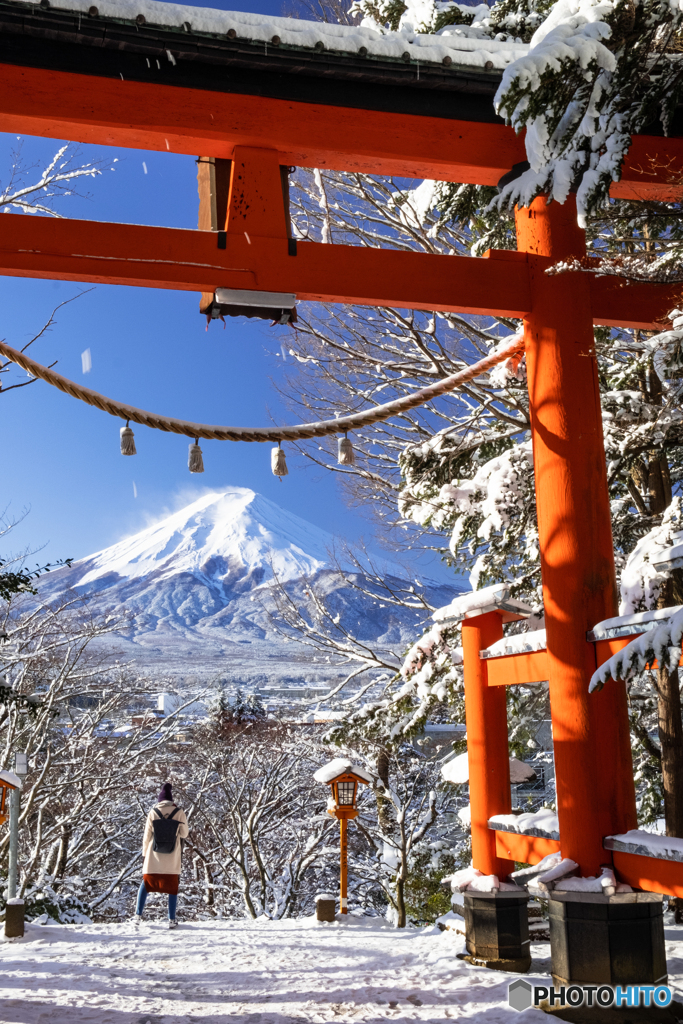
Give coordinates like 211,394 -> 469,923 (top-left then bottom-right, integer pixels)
313,758 -> 372,785
314,758 -> 372,819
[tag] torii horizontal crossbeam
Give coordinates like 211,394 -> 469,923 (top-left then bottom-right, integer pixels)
0,213 -> 675,328
1,61 -> 683,198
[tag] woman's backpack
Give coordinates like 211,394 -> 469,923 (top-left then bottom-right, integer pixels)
152,806 -> 181,854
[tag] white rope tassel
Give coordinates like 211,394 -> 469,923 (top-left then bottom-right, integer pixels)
120,422 -> 136,456
338,434 -> 355,466
188,438 -> 204,474
271,443 -> 288,478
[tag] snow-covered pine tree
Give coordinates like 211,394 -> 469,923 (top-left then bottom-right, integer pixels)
352,0 -> 683,226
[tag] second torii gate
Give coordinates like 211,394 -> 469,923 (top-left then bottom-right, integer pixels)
0,0 -> 681,881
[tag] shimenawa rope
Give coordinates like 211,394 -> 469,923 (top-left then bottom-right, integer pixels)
0,336 -> 523,443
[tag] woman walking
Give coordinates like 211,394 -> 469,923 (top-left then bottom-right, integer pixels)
135,782 -> 188,928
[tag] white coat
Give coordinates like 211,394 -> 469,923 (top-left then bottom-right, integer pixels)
142,801 -> 189,876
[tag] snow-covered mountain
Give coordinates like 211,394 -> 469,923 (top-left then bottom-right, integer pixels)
36,488 -> 459,688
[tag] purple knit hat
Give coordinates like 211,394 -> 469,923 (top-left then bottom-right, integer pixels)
158,782 -> 173,802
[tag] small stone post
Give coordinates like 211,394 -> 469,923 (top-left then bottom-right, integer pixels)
6,752 -> 27,938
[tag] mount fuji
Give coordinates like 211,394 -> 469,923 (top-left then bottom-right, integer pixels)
35,488 -> 460,689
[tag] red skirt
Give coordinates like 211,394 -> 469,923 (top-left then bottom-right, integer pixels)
143,873 -> 179,895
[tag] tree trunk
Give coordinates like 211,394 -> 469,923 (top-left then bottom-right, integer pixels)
648,456 -> 671,516
656,581 -> 683,838
52,825 -> 70,890
395,876 -> 406,928
238,852 -> 258,919
204,859 -> 214,908
657,666 -> 683,838
375,747 -> 395,836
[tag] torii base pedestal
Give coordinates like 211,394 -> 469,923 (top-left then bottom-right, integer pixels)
461,891 -> 531,973
549,891 -> 667,987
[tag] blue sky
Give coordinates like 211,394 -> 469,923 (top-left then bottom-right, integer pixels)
0,0 -> 455,585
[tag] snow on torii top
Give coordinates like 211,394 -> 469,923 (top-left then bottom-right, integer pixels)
23,0 -> 528,71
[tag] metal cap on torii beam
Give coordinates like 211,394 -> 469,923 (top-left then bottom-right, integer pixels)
212,287 -> 297,325
433,583 -> 534,626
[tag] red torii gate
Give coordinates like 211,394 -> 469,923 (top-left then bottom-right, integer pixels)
1,0 -> 682,887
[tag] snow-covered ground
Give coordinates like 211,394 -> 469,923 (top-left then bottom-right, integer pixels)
3,914 -> 683,1023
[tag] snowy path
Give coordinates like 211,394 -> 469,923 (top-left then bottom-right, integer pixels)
1,914 -> 682,1024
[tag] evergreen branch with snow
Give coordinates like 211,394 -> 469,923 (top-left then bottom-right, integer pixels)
494,0 -> 683,221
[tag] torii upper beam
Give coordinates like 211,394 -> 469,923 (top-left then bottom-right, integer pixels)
0,0 -> 682,195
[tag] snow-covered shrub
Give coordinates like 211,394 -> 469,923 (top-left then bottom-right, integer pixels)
19,877 -> 92,924
404,843 -> 460,925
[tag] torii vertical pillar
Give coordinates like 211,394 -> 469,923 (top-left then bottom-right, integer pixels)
462,611 -> 515,879
516,197 -> 637,875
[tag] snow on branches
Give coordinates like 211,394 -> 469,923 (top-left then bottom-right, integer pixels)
590,605 -> 683,690
1,143 -> 108,217
400,435 -> 538,594
351,0 -> 552,42
401,623 -> 463,704
494,0 -> 683,221
325,621 -> 463,750
600,314 -> 683,558
619,496 -> 683,613
648,310 -> 683,382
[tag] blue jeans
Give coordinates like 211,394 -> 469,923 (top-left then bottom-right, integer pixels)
136,881 -> 177,920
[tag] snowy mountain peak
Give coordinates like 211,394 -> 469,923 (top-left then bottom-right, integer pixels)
77,488 -> 332,588
36,487 -> 460,686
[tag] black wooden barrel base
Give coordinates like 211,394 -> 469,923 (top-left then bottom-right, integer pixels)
549,891 -> 666,987
463,891 -> 530,972
457,951 -> 531,973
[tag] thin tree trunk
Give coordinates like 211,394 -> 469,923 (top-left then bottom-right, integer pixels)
648,457 -> 669,516
657,666 -> 683,837
191,847 -> 215,908
53,825 -> 70,888
395,876 -> 406,928
656,580 -> 683,838
376,747 -> 395,836
203,859 -> 214,908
